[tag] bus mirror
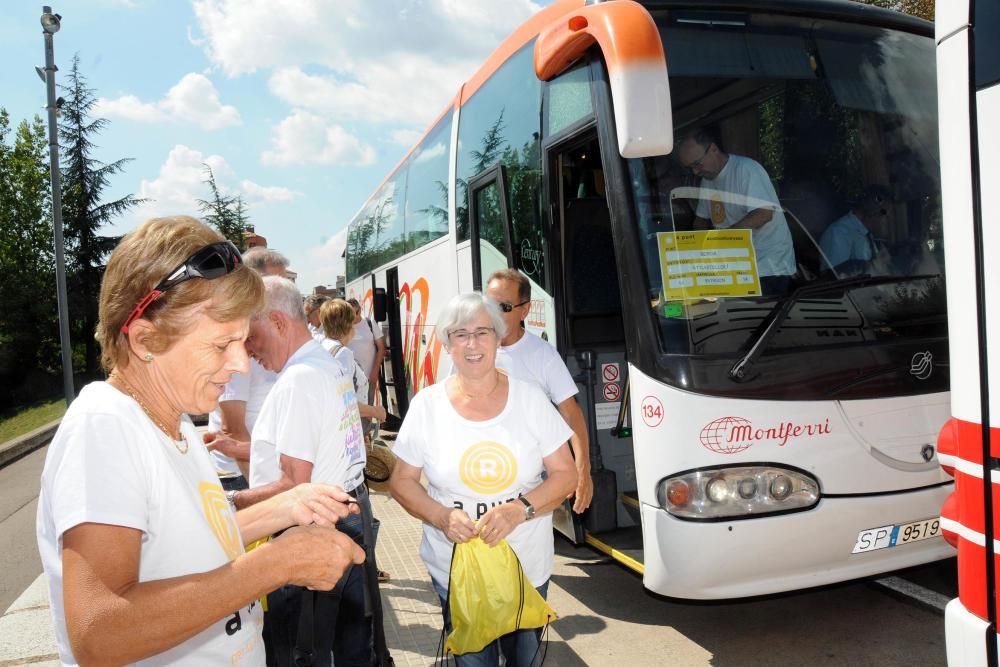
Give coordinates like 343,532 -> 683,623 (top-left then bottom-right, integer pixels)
534,1 -> 673,158
373,288 -> 388,323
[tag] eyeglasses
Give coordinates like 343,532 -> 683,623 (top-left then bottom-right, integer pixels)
448,327 -> 496,344
684,144 -> 712,172
497,299 -> 530,313
121,241 -> 243,333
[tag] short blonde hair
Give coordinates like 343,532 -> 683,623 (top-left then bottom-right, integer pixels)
97,216 -> 265,372
320,299 -> 357,341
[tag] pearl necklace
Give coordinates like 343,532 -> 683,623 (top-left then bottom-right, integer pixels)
109,373 -> 188,454
455,370 -> 501,400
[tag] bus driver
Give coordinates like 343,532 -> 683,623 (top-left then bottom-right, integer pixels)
678,128 -> 796,296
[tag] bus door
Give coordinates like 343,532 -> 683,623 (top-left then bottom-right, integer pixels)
468,165 -> 514,290
381,267 -> 410,424
546,129 -> 641,564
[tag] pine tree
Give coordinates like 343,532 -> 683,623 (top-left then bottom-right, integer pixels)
59,54 -> 143,377
196,164 -> 248,251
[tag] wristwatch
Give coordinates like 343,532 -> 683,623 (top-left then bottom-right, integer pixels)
517,495 -> 536,521
226,489 -> 239,511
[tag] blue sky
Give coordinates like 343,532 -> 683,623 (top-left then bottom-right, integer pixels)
0,0 -> 551,292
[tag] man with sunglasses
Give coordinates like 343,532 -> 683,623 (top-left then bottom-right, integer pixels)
819,185 -> 894,277
677,128 -> 796,296
485,269 -> 594,513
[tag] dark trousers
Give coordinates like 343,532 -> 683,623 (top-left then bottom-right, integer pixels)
264,485 -> 376,667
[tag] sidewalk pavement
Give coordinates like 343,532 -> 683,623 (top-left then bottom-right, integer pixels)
0,488 -> 598,666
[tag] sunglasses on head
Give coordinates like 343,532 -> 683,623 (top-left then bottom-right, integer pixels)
498,299 -> 530,313
120,240 -> 243,333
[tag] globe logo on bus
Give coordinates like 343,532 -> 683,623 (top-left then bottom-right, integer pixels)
700,416 -> 754,454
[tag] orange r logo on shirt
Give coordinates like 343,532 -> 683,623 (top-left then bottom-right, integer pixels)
459,441 -> 518,494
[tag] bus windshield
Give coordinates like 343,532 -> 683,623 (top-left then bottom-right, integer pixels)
628,13 -> 945,401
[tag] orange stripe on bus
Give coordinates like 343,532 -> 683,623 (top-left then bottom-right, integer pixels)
461,0 -> 586,106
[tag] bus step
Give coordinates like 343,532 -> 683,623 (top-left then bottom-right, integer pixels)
584,526 -> 644,573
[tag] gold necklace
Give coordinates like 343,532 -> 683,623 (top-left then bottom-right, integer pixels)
109,373 -> 188,454
455,370 -> 501,400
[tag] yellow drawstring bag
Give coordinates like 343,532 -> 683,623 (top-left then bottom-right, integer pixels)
443,537 -> 556,656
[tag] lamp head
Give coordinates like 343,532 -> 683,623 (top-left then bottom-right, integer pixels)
41,9 -> 61,34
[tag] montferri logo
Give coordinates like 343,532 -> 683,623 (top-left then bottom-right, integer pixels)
700,416 -> 832,454
910,351 -> 933,380
700,417 -> 755,454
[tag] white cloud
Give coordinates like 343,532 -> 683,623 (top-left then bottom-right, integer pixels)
414,141 -> 446,163
136,145 -> 300,219
192,0 -> 542,128
94,95 -> 166,123
136,145 -> 221,218
303,226 -> 350,291
96,73 -> 240,130
391,129 -> 423,147
261,110 -> 375,166
240,179 -> 302,203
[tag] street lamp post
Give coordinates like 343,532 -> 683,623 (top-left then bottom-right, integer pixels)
40,5 -> 75,405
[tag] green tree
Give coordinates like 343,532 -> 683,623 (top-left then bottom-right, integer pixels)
59,54 -> 142,378
196,164 -> 248,251
0,110 -> 60,405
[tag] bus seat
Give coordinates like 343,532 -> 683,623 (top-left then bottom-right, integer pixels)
779,181 -> 843,278
564,197 -> 625,347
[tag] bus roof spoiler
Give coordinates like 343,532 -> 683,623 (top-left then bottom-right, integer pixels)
534,0 -> 673,159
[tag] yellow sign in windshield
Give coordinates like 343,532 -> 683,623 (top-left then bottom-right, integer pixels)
657,230 -> 761,300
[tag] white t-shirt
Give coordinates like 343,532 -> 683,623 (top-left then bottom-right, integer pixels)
308,323 -> 337,352
393,378 -> 572,588
208,358 -> 277,476
36,382 -> 264,666
329,341 -> 370,402
348,317 -> 383,377
496,331 -> 578,405
695,154 -> 796,277
249,339 -> 365,492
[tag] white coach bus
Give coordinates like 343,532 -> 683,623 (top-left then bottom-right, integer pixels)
345,0 -> 953,599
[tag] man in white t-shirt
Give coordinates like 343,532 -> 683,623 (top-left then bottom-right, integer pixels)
486,269 -> 593,513
678,129 -> 796,296
347,298 -> 385,403
203,247 -> 287,488
223,277 -> 370,667
205,358 -> 277,489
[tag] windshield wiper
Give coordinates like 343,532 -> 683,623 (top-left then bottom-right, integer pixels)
728,274 -> 938,382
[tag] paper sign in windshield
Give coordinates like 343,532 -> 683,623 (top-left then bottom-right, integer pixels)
657,230 -> 761,300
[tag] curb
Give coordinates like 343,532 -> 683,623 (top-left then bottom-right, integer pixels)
0,419 -> 61,468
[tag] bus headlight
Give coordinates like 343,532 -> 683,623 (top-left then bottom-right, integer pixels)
656,466 -> 820,520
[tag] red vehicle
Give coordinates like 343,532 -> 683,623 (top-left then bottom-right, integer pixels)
936,0 -> 1000,664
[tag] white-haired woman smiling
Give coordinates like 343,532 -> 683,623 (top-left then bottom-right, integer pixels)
389,292 -> 577,666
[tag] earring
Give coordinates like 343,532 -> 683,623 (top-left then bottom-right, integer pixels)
143,352 -> 154,362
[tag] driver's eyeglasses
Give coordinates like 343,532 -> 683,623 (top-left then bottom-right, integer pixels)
448,327 -> 496,344
498,299 -> 530,313
684,144 -> 713,172
121,240 -> 243,333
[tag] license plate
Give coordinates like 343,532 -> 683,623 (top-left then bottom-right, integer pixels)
852,518 -> 941,554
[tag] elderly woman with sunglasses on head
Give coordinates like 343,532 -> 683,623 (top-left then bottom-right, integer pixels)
36,216 -> 364,666
389,292 -> 577,666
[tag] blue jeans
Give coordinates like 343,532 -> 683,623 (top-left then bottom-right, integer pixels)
264,485 -> 376,667
431,577 -> 549,667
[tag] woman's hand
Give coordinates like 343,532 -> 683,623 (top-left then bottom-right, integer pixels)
436,507 -> 478,544
373,405 -> 387,422
280,483 -> 359,527
274,525 -> 365,590
203,432 -> 243,459
476,502 -> 525,547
